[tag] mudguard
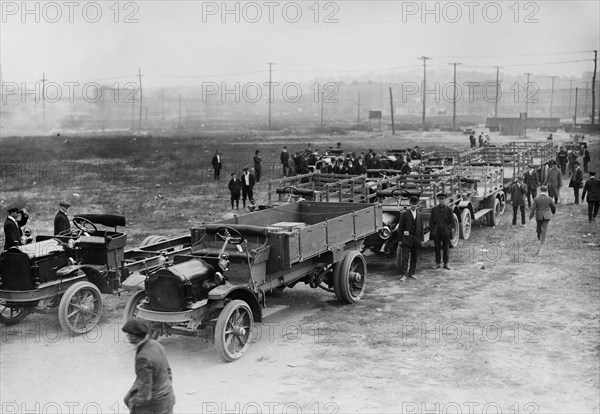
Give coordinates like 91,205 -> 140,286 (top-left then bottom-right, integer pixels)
57,264 -> 112,294
208,284 -> 262,322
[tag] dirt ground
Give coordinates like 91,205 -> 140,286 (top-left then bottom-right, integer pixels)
1,129 -> 599,414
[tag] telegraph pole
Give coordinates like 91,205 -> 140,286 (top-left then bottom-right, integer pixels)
138,68 -> 143,129
449,62 -> 461,130
549,76 -> 556,117
320,91 -> 324,127
524,73 -> 532,135
568,79 -> 574,115
584,82 -> 589,120
389,87 -> 395,135
494,66 -> 500,118
574,87 -> 579,125
419,56 -> 431,127
40,72 -> 47,122
592,49 -> 597,126
267,62 -> 273,129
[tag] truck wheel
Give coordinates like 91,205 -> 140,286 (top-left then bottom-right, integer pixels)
215,300 -> 253,362
334,251 -> 367,303
123,290 -> 147,322
459,209 -> 472,240
487,197 -> 502,227
449,213 -> 460,248
498,192 -> 506,214
58,281 -> 103,335
395,243 -> 403,273
0,303 -> 29,325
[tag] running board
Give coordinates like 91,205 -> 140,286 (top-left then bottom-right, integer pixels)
262,305 -> 288,319
473,208 -> 492,220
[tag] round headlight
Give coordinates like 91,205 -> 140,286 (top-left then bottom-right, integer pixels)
68,239 -> 76,249
378,226 -> 392,240
218,259 -> 229,271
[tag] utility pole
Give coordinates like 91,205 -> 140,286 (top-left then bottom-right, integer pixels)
549,76 -> 556,117
320,91 -> 324,127
592,50 -> 597,127
418,56 -> 431,127
524,73 -> 532,136
138,68 -> 143,129
568,79 -> 574,115
574,87 -> 578,125
584,82 -> 589,120
389,87 -> 395,135
40,72 -> 47,122
494,66 -> 500,118
357,92 -> 360,124
449,62 -> 461,130
267,62 -> 273,129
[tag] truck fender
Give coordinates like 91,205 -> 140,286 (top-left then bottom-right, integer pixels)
57,264 -> 112,294
208,284 -> 262,322
457,201 -> 471,210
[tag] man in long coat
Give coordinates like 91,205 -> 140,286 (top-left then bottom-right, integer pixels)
397,196 -> 423,281
582,172 -> 600,223
569,161 -> 584,205
530,186 -> 556,245
428,193 -> 455,270
523,164 -> 540,208
3,206 -> 28,251
510,176 -> 527,225
211,150 -> 222,181
545,160 -> 562,204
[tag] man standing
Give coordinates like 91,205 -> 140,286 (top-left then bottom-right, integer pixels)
569,161 -> 584,204
469,134 -> 476,148
478,134 -> 484,147
397,196 -> 423,281
228,172 -> 242,210
54,201 -> 71,235
567,150 -> 578,176
280,146 -> 289,177
122,319 -> 175,414
429,193 -> 455,270
545,160 -> 562,204
582,144 -> 590,173
241,166 -> 255,208
253,149 -> 262,183
211,150 -> 222,181
510,176 -> 527,226
530,186 -> 556,245
523,164 -> 540,208
3,206 -> 28,251
556,146 -> 568,175
582,172 -> 600,222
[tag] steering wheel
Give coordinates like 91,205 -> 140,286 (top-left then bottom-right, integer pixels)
214,226 -> 245,245
391,188 -> 411,201
281,186 -> 301,197
73,217 -> 98,236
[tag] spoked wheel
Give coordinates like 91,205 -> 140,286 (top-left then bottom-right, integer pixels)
0,303 -> 29,324
334,250 -> 367,303
58,281 -> 103,335
215,300 -> 254,362
459,209 -> 472,240
498,192 -> 506,214
123,290 -> 147,321
449,213 -> 460,248
487,197 -> 502,227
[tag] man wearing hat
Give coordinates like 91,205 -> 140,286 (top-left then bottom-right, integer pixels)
510,176 -> 527,226
397,196 -> 423,281
428,192 -> 455,270
122,319 -> 175,414
556,146 -> 568,175
3,206 -> 29,251
569,161 -> 584,204
240,166 -> 255,209
523,164 -> 540,208
545,160 -> 562,204
54,202 -> 71,235
211,150 -> 222,181
582,172 -> 600,222
530,186 -> 556,244
227,171 -> 242,210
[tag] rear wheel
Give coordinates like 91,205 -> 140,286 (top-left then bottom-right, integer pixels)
215,300 -> 253,362
487,197 -> 502,227
459,209 -> 472,240
0,303 -> 28,324
58,281 -> 103,335
395,243 -> 403,273
449,213 -> 460,248
334,251 -> 367,303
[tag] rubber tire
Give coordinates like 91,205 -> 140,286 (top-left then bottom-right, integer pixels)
214,300 -> 254,362
395,243 -> 403,273
488,197 -> 501,227
0,303 -> 29,325
333,251 -> 367,304
498,192 -> 506,215
459,209 -> 472,240
449,213 -> 460,248
123,290 -> 147,322
58,281 -> 103,335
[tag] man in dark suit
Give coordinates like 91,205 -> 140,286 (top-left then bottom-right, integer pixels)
241,166 -> 255,208
122,319 -> 175,414
523,164 -> 540,208
582,172 -> 600,223
211,150 -> 222,181
54,201 -> 71,235
253,149 -> 262,183
510,176 -> 527,225
3,206 -> 28,251
397,196 -> 423,281
529,185 -> 556,245
227,172 -> 242,210
280,146 -> 290,177
428,192 -> 455,270
568,161 -> 584,204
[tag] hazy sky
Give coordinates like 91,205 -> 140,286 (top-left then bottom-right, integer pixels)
1,0 -> 599,88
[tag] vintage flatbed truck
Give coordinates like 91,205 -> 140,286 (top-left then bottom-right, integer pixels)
125,201 -> 382,361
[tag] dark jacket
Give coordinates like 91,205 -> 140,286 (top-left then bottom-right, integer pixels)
397,209 -> 423,247
530,193 -> 556,221
428,203 -> 455,238
523,169 -> 540,191
569,168 -> 583,188
211,154 -> 222,170
253,155 -> 262,171
510,181 -> 527,206
280,150 -> 289,165
228,177 -> 242,196
124,339 -> 175,414
582,177 -> 600,202
241,172 -> 255,189
3,217 -> 22,250
54,210 -> 70,235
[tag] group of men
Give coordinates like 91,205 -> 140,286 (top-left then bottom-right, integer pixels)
3,202 -> 73,251
468,132 -> 490,148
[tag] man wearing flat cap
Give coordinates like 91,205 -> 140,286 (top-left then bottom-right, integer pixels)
241,166 -> 255,209
582,172 -> 600,223
122,318 -> 175,414
54,202 -> 71,235
3,206 -> 29,251
397,196 -> 423,281
568,161 -> 583,204
428,193 -> 455,270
